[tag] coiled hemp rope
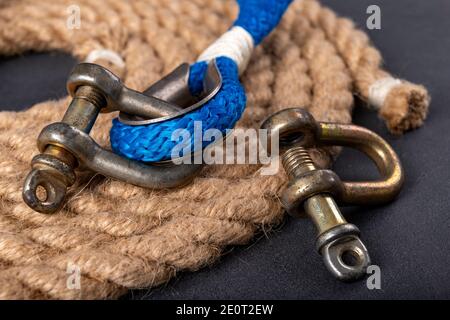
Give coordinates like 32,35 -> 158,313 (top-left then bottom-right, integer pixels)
0,0 -> 429,299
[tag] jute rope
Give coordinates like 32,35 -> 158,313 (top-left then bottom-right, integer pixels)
0,0 -> 429,299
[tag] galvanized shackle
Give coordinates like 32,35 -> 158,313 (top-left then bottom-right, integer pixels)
261,108 -> 404,281
23,60 -> 222,214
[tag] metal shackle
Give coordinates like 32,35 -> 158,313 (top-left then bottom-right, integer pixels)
23,61 -> 222,214
261,108 -> 404,281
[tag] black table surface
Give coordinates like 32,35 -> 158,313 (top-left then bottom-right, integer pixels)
0,0 -> 449,299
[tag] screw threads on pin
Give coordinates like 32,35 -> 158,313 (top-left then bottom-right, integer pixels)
281,146 -> 316,178
74,85 -> 106,109
62,86 -> 105,133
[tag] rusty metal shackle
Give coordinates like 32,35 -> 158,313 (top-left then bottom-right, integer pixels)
23,61 -> 222,214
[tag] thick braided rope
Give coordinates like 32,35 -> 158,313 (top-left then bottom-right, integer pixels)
0,0 -> 429,299
300,0 -> 430,134
109,0 -> 293,162
110,58 -> 246,161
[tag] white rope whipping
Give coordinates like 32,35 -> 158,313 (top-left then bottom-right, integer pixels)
197,26 -> 254,75
85,49 -> 125,69
368,77 -> 402,109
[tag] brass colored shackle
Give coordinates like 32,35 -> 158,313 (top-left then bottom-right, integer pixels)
261,108 -> 404,281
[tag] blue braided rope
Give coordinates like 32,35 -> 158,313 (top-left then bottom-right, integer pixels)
110,58 -> 245,162
234,0 -> 293,44
110,0 -> 293,162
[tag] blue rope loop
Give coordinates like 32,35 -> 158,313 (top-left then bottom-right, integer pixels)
110,57 -> 246,162
109,0 -> 294,163
233,0 -> 293,44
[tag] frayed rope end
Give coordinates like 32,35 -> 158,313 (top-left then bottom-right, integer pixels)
379,81 -> 430,135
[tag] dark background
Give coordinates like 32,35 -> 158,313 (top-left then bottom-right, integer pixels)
0,0 -> 449,299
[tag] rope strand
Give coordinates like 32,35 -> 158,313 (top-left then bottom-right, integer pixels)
299,0 -> 430,133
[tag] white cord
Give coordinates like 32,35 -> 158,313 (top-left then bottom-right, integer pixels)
197,26 -> 254,75
368,77 -> 402,109
85,49 -> 125,69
